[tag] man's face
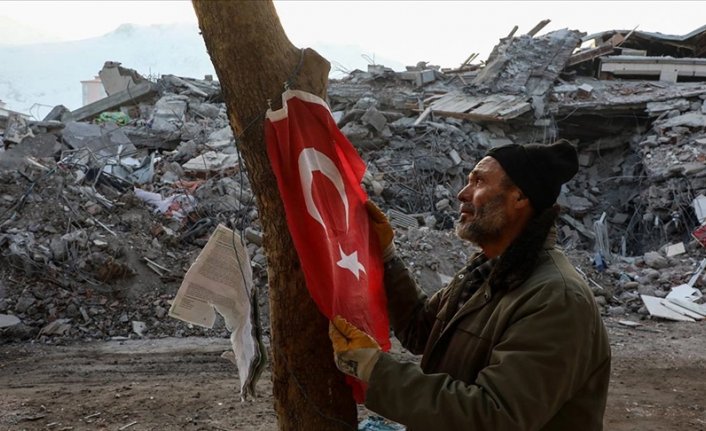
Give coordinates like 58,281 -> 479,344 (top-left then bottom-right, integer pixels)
456,157 -> 515,246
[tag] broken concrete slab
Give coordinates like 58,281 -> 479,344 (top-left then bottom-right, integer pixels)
0,313 -> 20,328
600,56 -> 706,83
646,98 -> 690,116
550,80 -> 706,117
640,294 -> 695,321
665,242 -> 686,257
0,134 -> 65,171
182,151 -> 239,173
340,122 -> 372,148
207,126 -> 234,142
99,61 -> 148,96
120,126 -> 181,151
62,121 -> 136,158
42,105 -> 71,122
655,111 -> 706,130
666,297 -> 706,317
361,106 -> 388,132
149,95 -> 189,133
666,284 -> 702,302
63,81 -> 159,123
661,298 -> 704,320
161,74 -> 222,99
191,102 -> 223,119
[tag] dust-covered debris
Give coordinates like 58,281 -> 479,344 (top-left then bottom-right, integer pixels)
3,21 -> 706,346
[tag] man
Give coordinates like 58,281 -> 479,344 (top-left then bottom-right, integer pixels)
329,140 -> 611,430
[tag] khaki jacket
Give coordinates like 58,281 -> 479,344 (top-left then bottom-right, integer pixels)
365,209 -> 611,431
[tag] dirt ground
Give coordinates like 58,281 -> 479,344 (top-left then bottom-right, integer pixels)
1,317 -> 705,431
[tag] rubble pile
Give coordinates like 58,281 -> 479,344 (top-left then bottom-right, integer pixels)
0,67 -> 268,342
3,23 -> 706,342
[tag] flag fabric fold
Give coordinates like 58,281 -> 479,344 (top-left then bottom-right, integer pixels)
265,90 -> 390,402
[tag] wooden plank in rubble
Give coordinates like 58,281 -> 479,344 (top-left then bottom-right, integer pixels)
566,44 -> 616,67
430,92 -> 483,113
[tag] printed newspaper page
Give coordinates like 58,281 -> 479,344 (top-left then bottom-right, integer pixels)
169,224 -> 264,399
169,224 -> 253,328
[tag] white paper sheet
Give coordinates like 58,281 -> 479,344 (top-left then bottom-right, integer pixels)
169,224 -> 265,399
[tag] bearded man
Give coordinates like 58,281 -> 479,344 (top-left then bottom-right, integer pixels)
329,140 -> 611,431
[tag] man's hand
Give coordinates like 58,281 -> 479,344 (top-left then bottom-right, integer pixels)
328,315 -> 381,382
365,201 -> 396,261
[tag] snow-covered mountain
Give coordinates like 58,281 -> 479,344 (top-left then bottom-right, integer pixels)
0,16 -> 56,45
0,22 -> 403,120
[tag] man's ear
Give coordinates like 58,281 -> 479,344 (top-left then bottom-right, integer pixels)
513,189 -> 530,209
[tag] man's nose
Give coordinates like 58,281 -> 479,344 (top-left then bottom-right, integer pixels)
457,184 -> 472,202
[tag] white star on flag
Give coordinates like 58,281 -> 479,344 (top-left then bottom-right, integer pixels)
336,244 -> 367,280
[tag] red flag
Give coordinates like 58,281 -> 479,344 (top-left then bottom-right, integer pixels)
265,90 -> 390,401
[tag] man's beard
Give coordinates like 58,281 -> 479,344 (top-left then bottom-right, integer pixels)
455,195 -> 508,245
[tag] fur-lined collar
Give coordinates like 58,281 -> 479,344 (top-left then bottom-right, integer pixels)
485,205 -> 560,292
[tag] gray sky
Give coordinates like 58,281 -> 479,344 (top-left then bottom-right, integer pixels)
2,1 -> 705,68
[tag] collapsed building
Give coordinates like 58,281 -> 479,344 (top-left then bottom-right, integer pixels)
2,22 -> 706,341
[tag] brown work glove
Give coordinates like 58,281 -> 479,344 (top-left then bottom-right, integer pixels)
329,315 -> 381,382
365,200 -> 396,262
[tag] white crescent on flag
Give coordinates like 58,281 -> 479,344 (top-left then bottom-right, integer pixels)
298,147 -> 365,279
298,147 -> 350,233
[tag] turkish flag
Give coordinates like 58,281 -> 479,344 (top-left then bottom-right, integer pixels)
265,90 -> 390,401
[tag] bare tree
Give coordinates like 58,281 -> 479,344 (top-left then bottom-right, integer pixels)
191,1 -> 357,430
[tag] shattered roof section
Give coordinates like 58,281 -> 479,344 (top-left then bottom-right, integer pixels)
550,79 -> 706,116
583,25 -> 706,57
429,29 -> 582,122
471,29 -> 584,96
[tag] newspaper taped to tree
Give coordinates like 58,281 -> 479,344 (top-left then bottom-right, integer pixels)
169,224 -> 266,400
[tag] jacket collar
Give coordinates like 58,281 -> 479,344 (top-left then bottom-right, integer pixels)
433,207 -> 561,351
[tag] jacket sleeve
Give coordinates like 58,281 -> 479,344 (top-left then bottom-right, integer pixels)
366,279 -> 602,431
383,255 -> 445,355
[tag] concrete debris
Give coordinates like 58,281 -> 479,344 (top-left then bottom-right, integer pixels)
131,320 -> 146,336
99,61 -> 148,96
0,313 -> 21,328
640,295 -> 699,322
641,257 -> 706,322
600,56 -> 706,83
665,242 -> 686,257
149,95 -> 189,133
62,81 -> 159,123
182,151 -> 239,173
4,21 -> 706,343
3,113 -> 34,145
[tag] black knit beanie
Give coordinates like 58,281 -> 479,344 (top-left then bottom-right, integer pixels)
486,140 -> 578,212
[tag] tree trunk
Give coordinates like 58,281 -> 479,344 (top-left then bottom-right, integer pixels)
191,1 -> 357,430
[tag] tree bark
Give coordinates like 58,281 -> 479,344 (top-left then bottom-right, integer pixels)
191,1 -> 357,430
